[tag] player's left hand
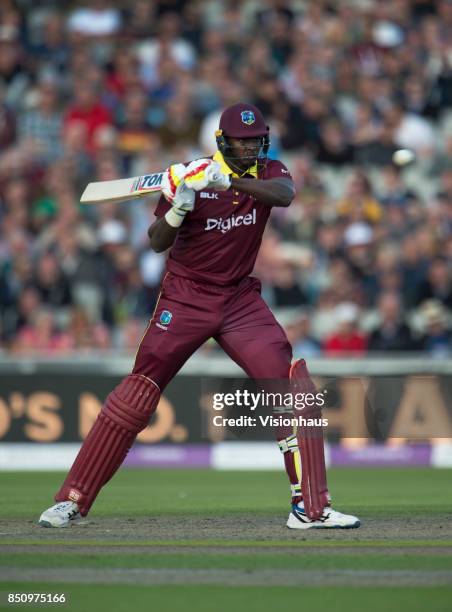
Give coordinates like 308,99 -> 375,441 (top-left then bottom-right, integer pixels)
164,181 -> 195,228
171,183 -> 195,213
184,159 -> 231,192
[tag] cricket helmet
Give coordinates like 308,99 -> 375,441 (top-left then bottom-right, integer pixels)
215,102 -> 270,172
218,102 -> 269,138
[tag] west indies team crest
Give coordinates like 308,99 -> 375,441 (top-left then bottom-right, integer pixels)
160,310 -> 172,326
241,110 -> 255,125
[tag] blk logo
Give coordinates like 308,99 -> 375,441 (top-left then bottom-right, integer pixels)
200,192 -> 219,199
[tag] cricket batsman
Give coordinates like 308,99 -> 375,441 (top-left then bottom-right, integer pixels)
39,103 -> 360,530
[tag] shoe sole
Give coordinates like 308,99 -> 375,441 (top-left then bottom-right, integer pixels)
38,520 -> 70,528
38,514 -> 81,528
287,514 -> 361,530
287,521 -> 361,530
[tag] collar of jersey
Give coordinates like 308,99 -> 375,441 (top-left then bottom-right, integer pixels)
213,151 -> 258,178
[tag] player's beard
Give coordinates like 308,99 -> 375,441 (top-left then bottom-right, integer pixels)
224,146 -> 267,177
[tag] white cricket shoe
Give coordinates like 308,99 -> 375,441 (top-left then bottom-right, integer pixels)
287,501 -> 360,529
38,501 -> 81,528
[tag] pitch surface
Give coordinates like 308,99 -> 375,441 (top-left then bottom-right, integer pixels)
0,468 -> 451,611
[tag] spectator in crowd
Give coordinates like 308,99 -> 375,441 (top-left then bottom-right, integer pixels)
437,168 -> 452,202
136,11 -> 196,78
378,166 -> 417,208
323,303 -> 368,356
429,134 -> 452,177
368,292 -> 417,352
11,307 -> 71,354
63,81 -> 112,156
284,312 -> 321,360
0,83 -> 15,148
416,257 -> 452,308
31,10 -> 69,75
350,102 -> 382,165
269,258 -> 308,308
18,77 -> 63,164
107,47 -> 143,101
115,87 -> 157,172
122,1 -> 157,42
419,299 -> 452,357
2,285 -> 41,342
157,94 -> 201,150
342,222 -> 376,303
337,172 -> 382,224
0,0 -> 451,355
315,119 -> 354,167
0,26 -> 30,109
66,306 -> 111,351
32,252 -> 72,311
400,233 -> 430,308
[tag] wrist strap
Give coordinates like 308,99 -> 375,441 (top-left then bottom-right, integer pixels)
165,207 -> 186,228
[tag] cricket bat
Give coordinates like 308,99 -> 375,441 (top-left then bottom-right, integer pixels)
80,172 -> 165,205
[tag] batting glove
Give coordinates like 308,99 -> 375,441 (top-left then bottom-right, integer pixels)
184,159 -> 231,192
161,163 -> 187,203
208,162 -> 231,191
161,163 -> 195,227
164,183 -> 195,228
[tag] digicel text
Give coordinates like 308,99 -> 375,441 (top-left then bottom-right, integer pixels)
205,209 -> 257,233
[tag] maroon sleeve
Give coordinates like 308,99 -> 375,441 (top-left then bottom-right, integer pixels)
264,159 -> 293,180
154,194 -> 171,217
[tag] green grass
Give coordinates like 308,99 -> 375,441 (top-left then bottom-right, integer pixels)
2,551 -> 452,571
0,468 -> 451,611
0,467 -> 451,518
3,539 -> 452,548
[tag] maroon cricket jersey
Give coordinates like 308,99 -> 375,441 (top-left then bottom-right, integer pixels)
154,156 -> 292,286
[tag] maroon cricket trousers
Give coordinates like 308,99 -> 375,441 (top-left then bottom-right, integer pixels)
134,272 -> 292,386
55,272 -> 294,515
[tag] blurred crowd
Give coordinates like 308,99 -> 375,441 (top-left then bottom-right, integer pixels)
0,0 -> 451,357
